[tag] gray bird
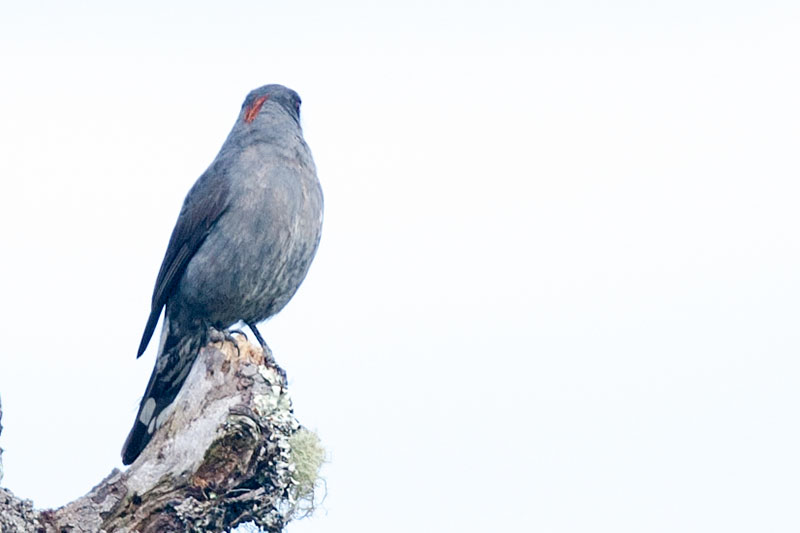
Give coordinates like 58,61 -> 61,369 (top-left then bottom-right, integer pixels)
121,84 -> 323,466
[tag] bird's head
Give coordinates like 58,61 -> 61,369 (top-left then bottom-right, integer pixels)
241,84 -> 302,126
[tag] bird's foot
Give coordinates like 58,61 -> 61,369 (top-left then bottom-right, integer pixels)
209,327 -> 244,357
246,322 -> 287,386
269,360 -> 288,387
260,345 -> 287,386
228,328 -> 249,343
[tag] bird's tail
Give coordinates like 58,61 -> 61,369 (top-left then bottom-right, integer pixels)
121,316 -> 206,465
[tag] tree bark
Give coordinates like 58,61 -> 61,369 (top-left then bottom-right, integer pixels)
0,340 -> 324,533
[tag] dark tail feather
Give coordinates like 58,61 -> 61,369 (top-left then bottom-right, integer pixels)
121,369 -> 182,465
122,414 -> 158,466
137,307 -> 163,358
122,321 -> 206,465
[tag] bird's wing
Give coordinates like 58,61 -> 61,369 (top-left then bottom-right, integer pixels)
137,166 -> 232,357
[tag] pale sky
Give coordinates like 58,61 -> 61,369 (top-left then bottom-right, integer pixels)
1,2 -> 799,532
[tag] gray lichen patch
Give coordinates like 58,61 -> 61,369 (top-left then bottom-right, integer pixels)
253,365 -> 294,420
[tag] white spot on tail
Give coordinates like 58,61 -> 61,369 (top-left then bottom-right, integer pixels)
139,397 -> 156,425
155,406 -> 172,429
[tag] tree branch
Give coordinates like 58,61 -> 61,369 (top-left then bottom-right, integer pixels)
0,340 -> 324,533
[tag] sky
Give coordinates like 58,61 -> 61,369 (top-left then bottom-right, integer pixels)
1,1 -> 799,532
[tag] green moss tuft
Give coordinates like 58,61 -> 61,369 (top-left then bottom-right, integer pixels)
287,427 -> 325,518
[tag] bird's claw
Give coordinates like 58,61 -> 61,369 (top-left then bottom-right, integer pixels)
209,327 -> 244,357
258,341 -> 287,386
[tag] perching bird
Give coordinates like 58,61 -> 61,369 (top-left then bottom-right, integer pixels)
121,84 -> 323,466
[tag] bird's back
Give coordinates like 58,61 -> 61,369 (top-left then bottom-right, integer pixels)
176,138 -> 323,326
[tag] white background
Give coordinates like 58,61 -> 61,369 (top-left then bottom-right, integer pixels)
1,2 -> 799,532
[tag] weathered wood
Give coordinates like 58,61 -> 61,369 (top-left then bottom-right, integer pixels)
0,341 -> 324,533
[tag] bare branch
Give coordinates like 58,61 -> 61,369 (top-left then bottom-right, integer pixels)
0,341 -> 324,533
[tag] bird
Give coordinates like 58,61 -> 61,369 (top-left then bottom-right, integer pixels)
121,84 -> 323,466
